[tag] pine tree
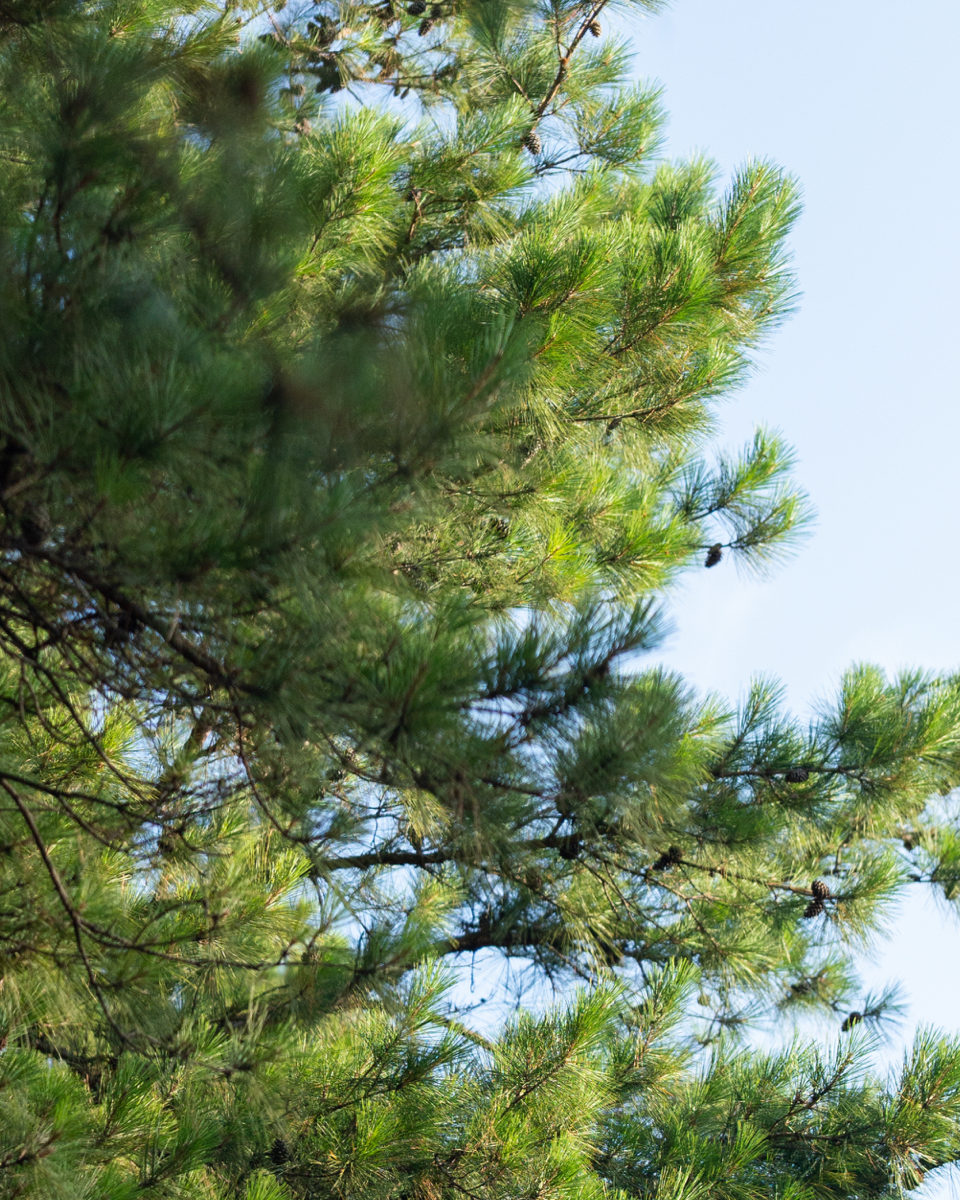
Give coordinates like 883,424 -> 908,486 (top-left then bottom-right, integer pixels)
2,0 -> 960,1196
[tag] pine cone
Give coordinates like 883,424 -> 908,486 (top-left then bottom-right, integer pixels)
558,832 -> 581,860
802,898 -> 824,919
407,0 -> 427,12
652,845 -> 682,872
105,608 -> 143,648
705,543 -> 722,568
521,130 -> 542,156
313,57 -> 343,94
587,17 -> 601,36
20,505 -> 50,546
785,767 -> 809,783
307,17 -> 336,45
268,1138 -> 290,1165
841,1011 -> 863,1032
418,17 -> 434,34
811,879 -> 830,901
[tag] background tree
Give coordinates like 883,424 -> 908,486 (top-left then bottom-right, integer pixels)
3,0 -> 960,1196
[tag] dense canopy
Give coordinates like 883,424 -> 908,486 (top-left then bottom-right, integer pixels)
2,0 -> 960,1196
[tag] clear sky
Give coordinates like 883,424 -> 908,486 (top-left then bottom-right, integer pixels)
624,1 -> 960,1193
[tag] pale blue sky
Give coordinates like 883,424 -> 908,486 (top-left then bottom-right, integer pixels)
629,2 -> 960,1193
630,0 -> 960,706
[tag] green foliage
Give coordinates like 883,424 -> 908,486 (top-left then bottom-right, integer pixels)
0,0 -> 959,1195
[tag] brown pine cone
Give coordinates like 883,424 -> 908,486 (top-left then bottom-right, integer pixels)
652,845 -> 682,872
558,833 -> 581,860
268,1138 -> 290,1165
587,17 -> 601,36
705,543 -> 722,567
811,879 -> 830,901
522,130 -> 542,156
